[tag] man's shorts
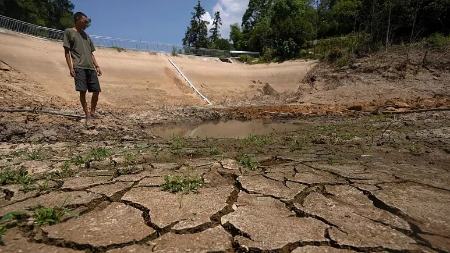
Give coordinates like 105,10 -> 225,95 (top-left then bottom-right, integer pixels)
74,68 -> 101,92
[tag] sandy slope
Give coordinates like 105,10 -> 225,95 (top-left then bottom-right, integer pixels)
0,29 -> 315,110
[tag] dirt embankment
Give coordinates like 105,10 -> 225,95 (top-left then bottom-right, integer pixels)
294,45 -> 450,113
0,29 -> 316,112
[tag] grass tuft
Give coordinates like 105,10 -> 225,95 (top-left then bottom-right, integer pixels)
161,175 -> 203,194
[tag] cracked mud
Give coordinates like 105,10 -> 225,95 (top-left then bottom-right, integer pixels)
0,112 -> 449,253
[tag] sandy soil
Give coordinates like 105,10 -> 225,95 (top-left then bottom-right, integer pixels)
173,56 -> 315,104
0,29 -> 316,110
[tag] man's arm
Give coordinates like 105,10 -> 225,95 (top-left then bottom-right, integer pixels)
92,53 -> 102,76
64,47 -> 75,77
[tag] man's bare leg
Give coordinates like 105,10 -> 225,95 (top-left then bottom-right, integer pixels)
90,92 -> 99,118
79,91 -> 90,119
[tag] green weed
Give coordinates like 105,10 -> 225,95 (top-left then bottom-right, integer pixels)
27,149 -> 44,161
170,136 -> 186,151
0,211 -> 27,242
237,154 -> 259,170
33,207 -> 69,226
162,175 -> 203,194
0,168 -> 34,190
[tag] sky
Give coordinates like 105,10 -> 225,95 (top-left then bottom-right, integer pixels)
71,0 -> 249,46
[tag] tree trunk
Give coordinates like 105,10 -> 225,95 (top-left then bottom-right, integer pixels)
385,1 -> 392,51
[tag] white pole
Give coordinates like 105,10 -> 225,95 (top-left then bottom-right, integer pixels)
168,58 -> 212,105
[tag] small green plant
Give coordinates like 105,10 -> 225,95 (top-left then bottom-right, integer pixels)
170,136 -> 186,151
27,149 -> 44,161
37,180 -> 50,192
71,155 -> 86,166
10,150 -> 27,158
0,211 -> 27,242
238,154 -> 259,170
162,175 -> 203,194
0,225 -> 6,243
0,168 -> 34,189
50,161 -> 76,179
88,147 -> 112,161
124,152 -> 137,165
208,147 -> 222,156
33,207 -> 68,226
243,134 -> 272,149
289,138 -> 305,151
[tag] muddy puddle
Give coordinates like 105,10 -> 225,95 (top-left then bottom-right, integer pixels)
151,119 -> 304,139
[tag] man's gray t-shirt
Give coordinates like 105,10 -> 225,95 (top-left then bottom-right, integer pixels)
63,28 -> 96,70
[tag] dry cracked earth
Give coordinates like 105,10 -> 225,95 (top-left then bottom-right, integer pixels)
0,111 -> 449,253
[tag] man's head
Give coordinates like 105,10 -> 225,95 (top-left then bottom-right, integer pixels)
74,12 -> 90,30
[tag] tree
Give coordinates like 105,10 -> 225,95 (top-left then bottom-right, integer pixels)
242,0 -> 273,32
183,0 -> 209,49
331,0 -> 361,35
209,11 -> 222,47
269,0 -> 315,59
0,0 -> 74,29
230,24 -> 246,50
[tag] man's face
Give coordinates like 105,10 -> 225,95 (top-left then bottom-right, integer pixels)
76,15 -> 90,30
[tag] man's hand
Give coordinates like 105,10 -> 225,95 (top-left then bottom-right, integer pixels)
70,68 -> 75,77
96,66 -> 102,76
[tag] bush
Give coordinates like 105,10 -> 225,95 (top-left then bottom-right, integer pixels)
326,48 -> 344,62
171,47 -> 179,56
426,33 -> 450,48
239,54 -> 255,64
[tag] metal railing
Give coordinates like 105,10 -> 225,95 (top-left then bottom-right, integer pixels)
0,14 -> 237,57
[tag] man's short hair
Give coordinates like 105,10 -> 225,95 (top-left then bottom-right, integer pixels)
74,12 -> 87,22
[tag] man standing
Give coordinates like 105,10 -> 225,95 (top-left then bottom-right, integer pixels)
64,12 -> 102,120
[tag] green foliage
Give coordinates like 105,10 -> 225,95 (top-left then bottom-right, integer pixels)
170,136 -> 186,151
208,147 -> 222,156
183,0 -> 209,48
171,47 -> 179,56
212,38 -> 232,51
71,155 -> 86,166
88,147 -> 111,161
289,138 -> 305,151
70,147 -> 111,166
124,152 -> 138,165
243,134 -> 272,148
58,161 -> 76,178
230,23 -> 245,50
27,148 -> 45,161
209,11 -> 222,46
0,168 -> 34,189
236,0 -> 450,60
0,211 -> 27,242
0,0 -> 75,29
238,154 -> 259,170
426,33 -> 450,48
162,175 -> 203,193
33,206 -> 68,226
239,54 -> 256,64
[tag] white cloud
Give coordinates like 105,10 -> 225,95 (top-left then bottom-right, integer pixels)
212,0 -> 249,39
201,12 -> 214,31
